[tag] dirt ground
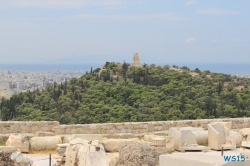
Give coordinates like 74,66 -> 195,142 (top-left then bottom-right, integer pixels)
26,154 -> 57,166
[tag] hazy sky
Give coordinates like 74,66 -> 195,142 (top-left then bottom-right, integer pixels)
0,0 -> 249,64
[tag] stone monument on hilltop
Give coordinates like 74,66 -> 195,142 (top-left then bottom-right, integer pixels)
133,53 -> 140,64
131,53 -> 142,67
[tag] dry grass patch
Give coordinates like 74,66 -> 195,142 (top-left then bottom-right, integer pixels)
0,140 -> 6,146
224,82 -> 229,87
235,86 -> 244,90
169,67 -> 182,72
206,75 -> 212,79
190,72 -> 199,77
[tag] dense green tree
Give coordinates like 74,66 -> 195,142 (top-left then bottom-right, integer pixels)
1,62 -> 250,124
194,68 -> 201,73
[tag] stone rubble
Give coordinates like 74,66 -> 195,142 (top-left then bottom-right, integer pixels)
0,151 -> 16,166
116,142 -> 168,166
0,146 -> 18,166
2,119 -> 250,165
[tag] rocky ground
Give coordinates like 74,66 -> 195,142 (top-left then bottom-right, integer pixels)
0,151 -> 15,166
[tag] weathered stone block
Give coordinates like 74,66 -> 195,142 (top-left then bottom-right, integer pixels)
165,136 -> 174,151
208,123 -> 236,150
65,138 -> 109,166
6,134 -> 29,153
143,135 -> 160,142
210,122 -> 232,129
239,128 -> 250,137
160,153 -> 250,166
101,138 -> 139,152
30,136 -> 62,151
61,135 -> 72,143
56,146 -> 67,156
229,130 -> 243,146
193,131 -> 208,145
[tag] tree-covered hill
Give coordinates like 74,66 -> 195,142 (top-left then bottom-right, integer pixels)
1,62 -> 250,124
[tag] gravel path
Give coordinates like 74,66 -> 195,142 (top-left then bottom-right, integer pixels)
25,154 -> 57,166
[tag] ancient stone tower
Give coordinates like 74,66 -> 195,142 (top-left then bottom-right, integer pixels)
133,53 -> 140,65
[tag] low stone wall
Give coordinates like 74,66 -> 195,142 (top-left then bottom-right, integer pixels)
57,118 -> 250,134
0,121 -> 59,134
0,118 -> 250,134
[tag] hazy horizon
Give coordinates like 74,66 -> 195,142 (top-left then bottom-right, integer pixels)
1,62 -> 250,74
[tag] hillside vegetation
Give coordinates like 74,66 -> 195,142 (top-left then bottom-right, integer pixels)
1,62 -> 250,124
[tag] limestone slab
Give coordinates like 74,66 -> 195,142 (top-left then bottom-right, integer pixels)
101,138 -> 139,152
165,136 -> 174,151
107,152 -> 119,166
65,144 -> 80,166
229,130 -> 243,146
208,123 -> 236,150
159,153 -> 250,166
56,147 -> 66,156
57,143 -> 69,148
64,138 -> 109,166
30,136 -> 62,151
0,146 -> 17,152
143,134 -> 160,142
6,134 -> 29,152
239,128 -> 250,137
193,131 -> 208,145
241,141 -> 250,148
61,135 -> 72,143
169,128 -> 202,151
211,122 -> 232,129
181,145 -> 211,151
77,142 -> 109,166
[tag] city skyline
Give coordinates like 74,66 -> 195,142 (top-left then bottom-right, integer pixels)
0,69 -> 85,99
0,0 -> 249,64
